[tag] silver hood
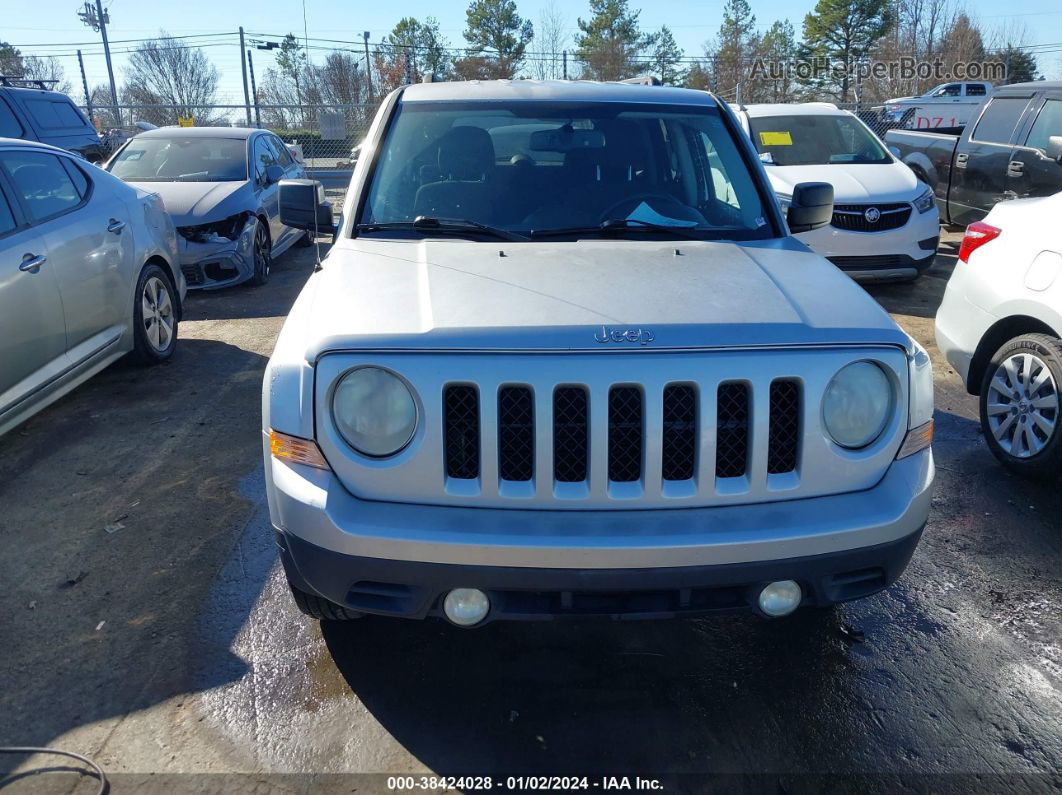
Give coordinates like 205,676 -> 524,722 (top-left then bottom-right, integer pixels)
127,180 -> 250,227
298,237 -> 911,359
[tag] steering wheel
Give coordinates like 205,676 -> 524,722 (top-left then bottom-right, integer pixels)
599,192 -> 695,222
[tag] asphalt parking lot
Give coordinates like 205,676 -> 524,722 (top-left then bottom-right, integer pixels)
1,233 -> 1060,793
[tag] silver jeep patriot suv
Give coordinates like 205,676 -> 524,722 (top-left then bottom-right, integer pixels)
264,80 -> 935,627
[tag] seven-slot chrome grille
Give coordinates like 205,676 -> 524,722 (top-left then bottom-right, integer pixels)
442,380 -> 801,487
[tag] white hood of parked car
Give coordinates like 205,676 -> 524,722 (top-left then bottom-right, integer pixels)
765,163 -> 920,204
127,180 -> 249,226
288,237 -> 910,359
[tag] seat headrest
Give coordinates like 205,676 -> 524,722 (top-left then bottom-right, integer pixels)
437,126 -> 495,181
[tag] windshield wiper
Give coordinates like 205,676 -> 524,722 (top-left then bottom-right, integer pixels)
531,218 -> 706,240
356,216 -> 529,242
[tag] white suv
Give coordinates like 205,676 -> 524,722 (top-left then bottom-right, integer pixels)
734,103 -> 940,282
935,191 -> 1062,478
264,80 -> 934,628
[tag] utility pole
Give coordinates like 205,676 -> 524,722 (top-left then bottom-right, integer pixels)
562,50 -> 567,80
239,27 -> 252,127
77,49 -> 92,122
78,0 -> 119,125
247,50 -> 261,128
363,31 -> 373,101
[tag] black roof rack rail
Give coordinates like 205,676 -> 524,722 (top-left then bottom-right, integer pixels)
0,76 -> 60,90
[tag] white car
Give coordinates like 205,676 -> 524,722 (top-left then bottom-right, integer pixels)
734,103 -> 940,282
935,191 -> 1061,478
0,138 -> 185,436
262,80 -> 934,628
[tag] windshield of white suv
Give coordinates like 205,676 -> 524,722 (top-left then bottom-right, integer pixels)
748,114 -> 890,166
107,137 -> 248,182
358,101 -> 775,241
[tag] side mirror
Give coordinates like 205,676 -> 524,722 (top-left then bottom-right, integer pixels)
279,178 -> 335,235
1046,136 -> 1062,164
264,164 -> 285,185
786,181 -> 834,233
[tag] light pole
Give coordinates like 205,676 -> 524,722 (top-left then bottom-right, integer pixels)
77,0 -> 119,126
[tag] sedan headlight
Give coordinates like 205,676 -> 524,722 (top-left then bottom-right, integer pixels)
332,367 -> 417,457
822,362 -> 893,449
913,186 -> 935,214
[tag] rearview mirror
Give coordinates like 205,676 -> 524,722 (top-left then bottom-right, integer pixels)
1046,135 -> 1062,164
279,178 -> 335,235
529,126 -> 605,152
786,182 -> 834,233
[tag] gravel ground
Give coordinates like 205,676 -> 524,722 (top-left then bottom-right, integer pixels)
0,232 -> 1059,794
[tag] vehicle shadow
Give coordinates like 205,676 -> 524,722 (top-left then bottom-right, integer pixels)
322,608 -> 858,777
862,239 -> 958,321
180,238 -> 330,322
0,337 -> 272,758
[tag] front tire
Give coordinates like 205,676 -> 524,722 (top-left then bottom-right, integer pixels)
131,264 -> 178,365
249,219 -> 271,286
289,582 -> 363,621
979,333 -> 1062,479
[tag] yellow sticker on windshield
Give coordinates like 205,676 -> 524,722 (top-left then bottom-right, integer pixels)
759,131 -> 792,146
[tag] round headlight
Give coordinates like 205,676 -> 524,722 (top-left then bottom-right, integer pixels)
332,367 -> 417,457
822,362 -> 892,449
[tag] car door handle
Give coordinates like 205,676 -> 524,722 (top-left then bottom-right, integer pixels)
955,152 -> 968,167
107,218 -> 126,234
19,253 -> 47,273
1007,160 -> 1024,178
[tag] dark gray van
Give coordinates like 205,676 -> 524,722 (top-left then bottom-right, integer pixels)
0,78 -> 103,162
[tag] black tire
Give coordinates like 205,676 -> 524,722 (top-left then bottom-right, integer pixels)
131,263 -> 178,365
249,218 -> 271,286
979,333 -> 1062,480
296,229 -> 315,247
289,582 -> 363,621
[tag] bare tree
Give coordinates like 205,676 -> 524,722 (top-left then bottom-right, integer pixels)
122,32 -> 220,126
534,1 -> 568,80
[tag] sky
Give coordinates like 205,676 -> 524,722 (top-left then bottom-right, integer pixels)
8,0 -> 1062,106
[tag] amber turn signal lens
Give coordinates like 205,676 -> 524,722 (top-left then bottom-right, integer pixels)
269,430 -> 330,470
896,419 -> 933,459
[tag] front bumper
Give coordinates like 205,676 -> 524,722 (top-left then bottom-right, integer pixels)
177,220 -> 256,290
266,445 -> 934,620
795,207 -> 940,281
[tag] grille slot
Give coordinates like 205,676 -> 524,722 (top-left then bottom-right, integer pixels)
553,387 -> 589,482
444,385 -> 479,479
767,380 -> 801,474
831,203 -> 911,232
498,386 -> 534,482
662,385 -> 696,480
608,386 -> 643,482
716,383 -> 749,478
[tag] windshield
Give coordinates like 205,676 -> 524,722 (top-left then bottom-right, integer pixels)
748,114 -> 890,166
107,137 -> 248,182
358,101 -> 774,241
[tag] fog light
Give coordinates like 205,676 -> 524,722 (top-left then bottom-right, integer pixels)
443,588 -> 490,626
758,580 -> 803,617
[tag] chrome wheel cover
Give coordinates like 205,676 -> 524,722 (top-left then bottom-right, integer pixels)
986,352 -> 1058,459
141,275 -> 174,353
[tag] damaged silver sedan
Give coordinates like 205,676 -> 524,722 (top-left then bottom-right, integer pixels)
106,127 -> 310,289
